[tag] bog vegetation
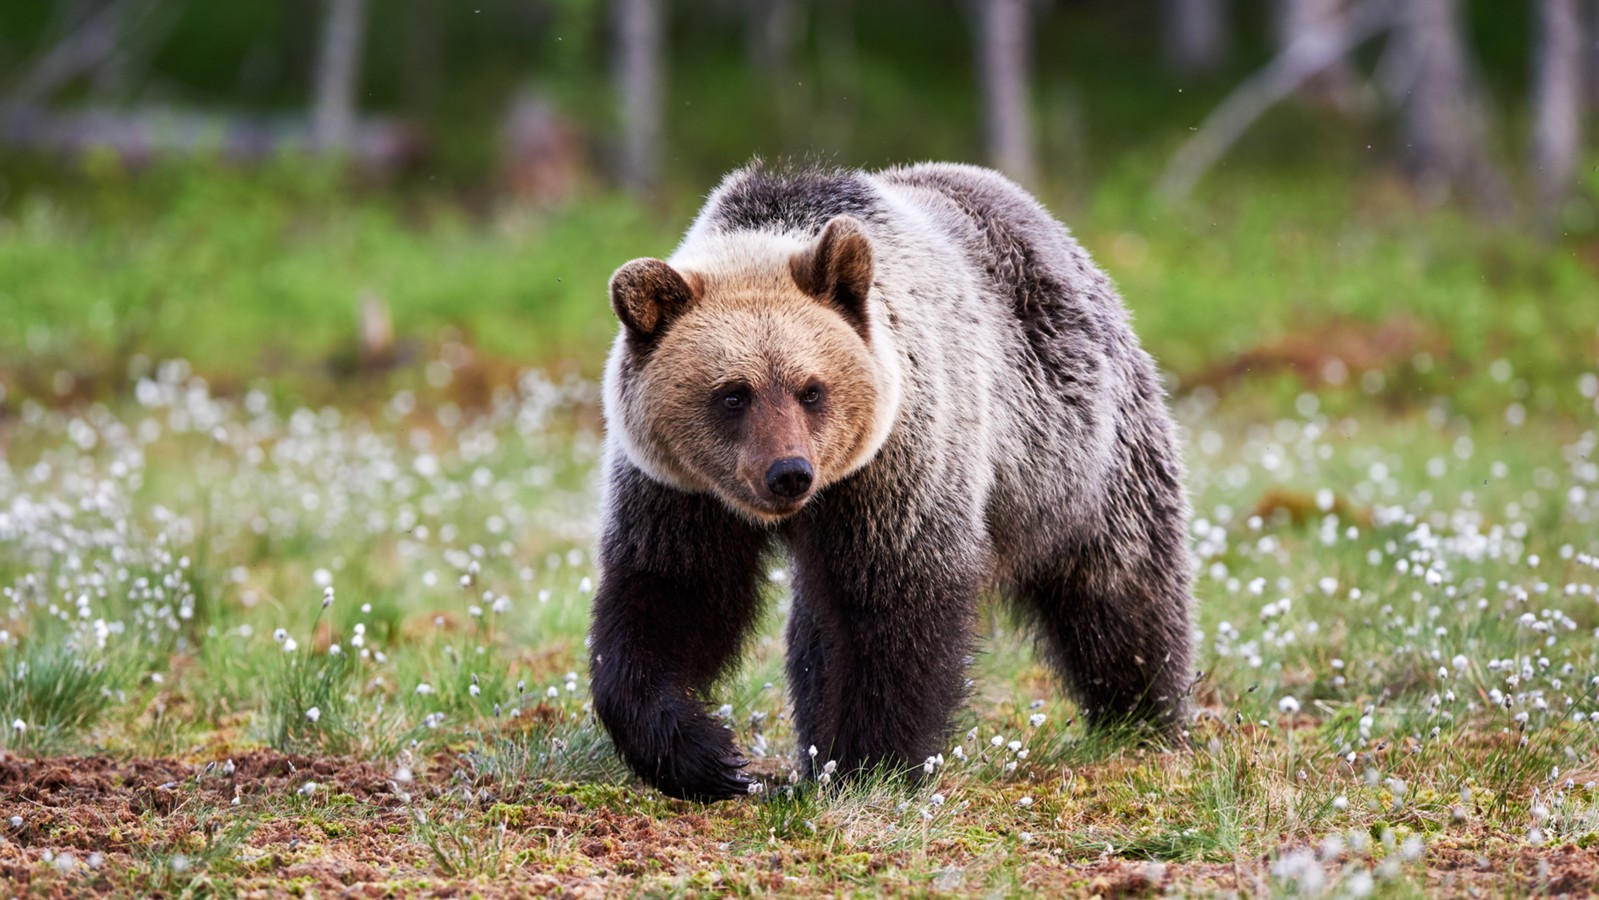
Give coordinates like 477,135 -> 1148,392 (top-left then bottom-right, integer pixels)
3,0 -> 1599,895
2,165 -> 1598,895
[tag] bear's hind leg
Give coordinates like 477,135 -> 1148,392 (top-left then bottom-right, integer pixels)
1019,551 -> 1193,735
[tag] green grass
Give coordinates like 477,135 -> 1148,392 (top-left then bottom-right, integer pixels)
3,160 -> 1596,417
1,164 -> 1599,894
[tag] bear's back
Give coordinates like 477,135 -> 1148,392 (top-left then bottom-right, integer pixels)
696,164 -> 887,237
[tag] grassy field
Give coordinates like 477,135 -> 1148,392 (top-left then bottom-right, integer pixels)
3,169 -> 1599,895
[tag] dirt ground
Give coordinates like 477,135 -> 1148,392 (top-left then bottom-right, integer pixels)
3,752 -> 1598,897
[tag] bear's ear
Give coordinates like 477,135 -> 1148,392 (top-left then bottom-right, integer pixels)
790,215 -> 875,337
609,258 -> 700,341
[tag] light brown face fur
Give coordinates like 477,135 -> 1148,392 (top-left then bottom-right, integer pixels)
605,221 -> 891,523
639,289 -> 879,521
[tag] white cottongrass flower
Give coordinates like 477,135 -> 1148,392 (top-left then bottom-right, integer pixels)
298,781 -> 319,796
1017,796 -> 1033,807
415,682 -> 434,695
10,719 -> 25,734
1029,713 -> 1047,727
305,707 -> 321,724
990,734 -> 1005,748
1278,696 -> 1301,714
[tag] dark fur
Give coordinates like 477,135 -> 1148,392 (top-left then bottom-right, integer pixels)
590,163 -> 1193,801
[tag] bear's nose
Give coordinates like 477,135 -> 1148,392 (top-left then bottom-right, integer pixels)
765,457 -> 814,499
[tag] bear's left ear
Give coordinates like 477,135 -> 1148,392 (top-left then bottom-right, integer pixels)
790,215 -> 874,338
609,258 -> 701,342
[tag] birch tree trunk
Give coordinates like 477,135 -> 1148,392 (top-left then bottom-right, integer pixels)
614,0 -> 664,196
1392,0 -> 1510,214
1163,0 -> 1229,75
1532,0 -> 1584,231
976,0 -> 1035,185
311,0 -> 366,153
1275,0 -> 1359,108
746,0 -> 799,76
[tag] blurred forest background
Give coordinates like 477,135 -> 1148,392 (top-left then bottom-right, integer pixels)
2,0 -> 1598,417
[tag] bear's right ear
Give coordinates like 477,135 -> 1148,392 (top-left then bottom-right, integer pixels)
609,258 -> 699,342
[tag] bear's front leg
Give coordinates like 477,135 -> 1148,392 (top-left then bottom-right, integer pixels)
588,461 -> 771,801
785,514 -> 984,780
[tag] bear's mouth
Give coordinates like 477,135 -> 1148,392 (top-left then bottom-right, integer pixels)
727,485 -> 812,523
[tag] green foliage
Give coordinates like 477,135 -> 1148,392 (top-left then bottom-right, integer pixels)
0,642 -> 126,754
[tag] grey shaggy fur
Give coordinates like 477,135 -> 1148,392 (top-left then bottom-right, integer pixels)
589,162 -> 1193,801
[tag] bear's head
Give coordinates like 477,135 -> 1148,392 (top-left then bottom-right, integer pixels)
602,216 -> 903,523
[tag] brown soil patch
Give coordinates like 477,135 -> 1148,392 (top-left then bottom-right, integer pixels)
3,751 -> 1596,897
1182,315 -> 1440,392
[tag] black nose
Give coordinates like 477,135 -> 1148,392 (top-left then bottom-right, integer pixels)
765,457 -> 814,499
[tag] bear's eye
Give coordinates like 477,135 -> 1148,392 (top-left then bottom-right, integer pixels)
721,390 -> 748,412
800,385 -> 822,406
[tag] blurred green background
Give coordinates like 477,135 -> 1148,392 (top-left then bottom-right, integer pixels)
1,0 -> 1596,418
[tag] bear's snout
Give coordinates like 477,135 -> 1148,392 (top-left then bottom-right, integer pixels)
765,457 -> 814,500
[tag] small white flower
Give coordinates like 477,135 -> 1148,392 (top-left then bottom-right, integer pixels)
1028,713 -> 1046,728
305,707 -> 321,724
10,719 -> 24,734
822,760 -> 838,775
808,745 -> 818,759
8,815 -> 20,827
273,627 -> 288,644
1006,740 -> 1022,752
990,735 -> 1005,748
1279,696 -> 1301,715
1332,795 -> 1349,810
322,586 -> 334,609
298,781 -> 319,796
415,682 -> 434,695
282,637 -> 298,652
546,686 -> 559,699
1017,796 -> 1033,807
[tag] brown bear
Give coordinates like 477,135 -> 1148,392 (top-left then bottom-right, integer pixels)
589,162 -> 1193,800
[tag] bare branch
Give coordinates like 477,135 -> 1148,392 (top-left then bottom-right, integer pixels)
1156,0 -> 1397,202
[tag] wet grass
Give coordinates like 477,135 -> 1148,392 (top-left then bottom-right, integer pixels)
1,352 -> 1596,895
1,168 -> 1599,895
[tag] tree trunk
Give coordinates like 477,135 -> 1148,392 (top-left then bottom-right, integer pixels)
746,0 -> 799,76
1588,0 -> 1599,115
311,0 -> 367,153
976,0 -> 1035,185
1392,0 -> 1510,215
1532,0 -> 1584,232
1274,0 -> 1360,109
614,0 -> 664,196
1163,0 -> 1229,75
